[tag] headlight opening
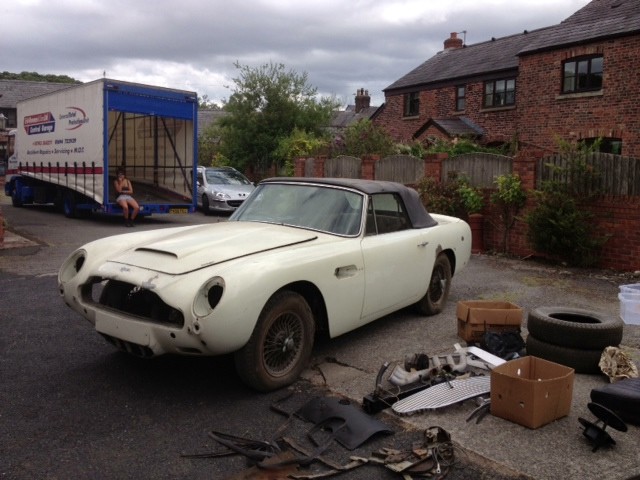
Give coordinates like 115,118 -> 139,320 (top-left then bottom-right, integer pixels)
193,277 -> 224,317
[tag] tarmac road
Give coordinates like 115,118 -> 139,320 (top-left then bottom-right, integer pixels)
1,195 -> 639,479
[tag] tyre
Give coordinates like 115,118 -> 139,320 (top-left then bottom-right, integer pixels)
201,195 -> 210,214
526,334 -> 603,373
527,306 -> 623,350
63,190 -> 77,218
414,253 -> 452,316
11,191 -> 23,207
234,290 -> 315,391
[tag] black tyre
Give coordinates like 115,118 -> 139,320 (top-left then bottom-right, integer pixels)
526,334 -> 603,373
63,190 -> 77,218
414,253 -> 452,316
201,195 -> 210,214
234,290 -> 315,391
527,306 -> 623,350
11,191 -> 23,207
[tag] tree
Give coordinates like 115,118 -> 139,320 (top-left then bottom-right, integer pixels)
333,119 -> 395,157
198,94 -> 222,110
0,71 -> 80,83
218,62 -> 339,175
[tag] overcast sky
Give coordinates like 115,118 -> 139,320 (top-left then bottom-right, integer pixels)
3,0 -> 590,108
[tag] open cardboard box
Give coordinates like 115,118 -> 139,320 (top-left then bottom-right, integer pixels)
490,356 -> 574,429
457,300 -> 523,343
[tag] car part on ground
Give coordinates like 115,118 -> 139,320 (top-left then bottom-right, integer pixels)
525,335 -> 603,373
590,377 -> 640,426
578,402 -> 628,452
526,306 -> 623,350
392,375 -> 491,416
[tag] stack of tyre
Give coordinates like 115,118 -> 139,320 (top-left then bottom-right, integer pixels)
525,307 -> 624,373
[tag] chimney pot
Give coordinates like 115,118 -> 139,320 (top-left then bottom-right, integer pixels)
444,32 -> 464,50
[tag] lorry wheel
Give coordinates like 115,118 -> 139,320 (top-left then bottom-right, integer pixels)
527,306 -> 623,350
63,191 -> 77,218
11,191 -> 23,207
526,334 -> 603,373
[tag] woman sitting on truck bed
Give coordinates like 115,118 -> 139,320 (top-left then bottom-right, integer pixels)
114,168 -> 140,227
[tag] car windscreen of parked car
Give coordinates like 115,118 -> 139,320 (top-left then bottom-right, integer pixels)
205,169 -> 252,185
231,183 -> 364,236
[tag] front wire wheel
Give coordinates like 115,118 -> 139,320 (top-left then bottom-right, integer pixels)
235,291 -> 315,391
415,253 -> 452,316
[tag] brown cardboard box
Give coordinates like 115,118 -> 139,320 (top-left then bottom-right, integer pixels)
456,300 -> 523,343
490,356 -> 574,429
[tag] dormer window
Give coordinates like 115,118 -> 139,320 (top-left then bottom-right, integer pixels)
562,55 -> 603,94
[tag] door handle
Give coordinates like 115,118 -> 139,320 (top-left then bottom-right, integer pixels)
334,265 -> 358,278
418,241 -> 429,247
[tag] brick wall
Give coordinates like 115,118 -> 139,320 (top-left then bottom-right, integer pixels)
516,35 -> 640,157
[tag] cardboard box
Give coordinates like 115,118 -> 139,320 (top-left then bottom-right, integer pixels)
490,356 -> 574,429
456,300 -> 523,343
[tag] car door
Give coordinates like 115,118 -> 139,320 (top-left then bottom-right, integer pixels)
360,193 -> 435,321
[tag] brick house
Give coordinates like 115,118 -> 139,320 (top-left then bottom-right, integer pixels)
370,0 -> 640,271
375,0 -> 640,158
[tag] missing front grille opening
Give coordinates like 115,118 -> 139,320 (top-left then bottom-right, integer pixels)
85,278 -> 184,328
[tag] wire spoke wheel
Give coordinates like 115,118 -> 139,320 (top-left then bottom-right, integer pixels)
235,290 -> 315,391
263,311 -> 304,376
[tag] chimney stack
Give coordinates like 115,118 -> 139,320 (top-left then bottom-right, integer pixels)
354,88 -> 371,113
444,32 -> 464,50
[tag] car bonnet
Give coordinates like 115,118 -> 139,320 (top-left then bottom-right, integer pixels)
105,222 -> 318,275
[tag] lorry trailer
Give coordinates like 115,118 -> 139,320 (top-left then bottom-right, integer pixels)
4,79 -> 198,218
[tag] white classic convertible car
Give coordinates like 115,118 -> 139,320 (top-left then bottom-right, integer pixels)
59,178 -> 472,391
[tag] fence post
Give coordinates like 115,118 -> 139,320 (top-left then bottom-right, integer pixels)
313,156 -> 326,178
294,157 -> 306,177
513,150 -> 541,190
423,153 -> 447,181
361,155 -> 379,180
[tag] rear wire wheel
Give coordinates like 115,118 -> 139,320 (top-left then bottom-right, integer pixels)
235,290 -> 315,391
415,253 -> 452,316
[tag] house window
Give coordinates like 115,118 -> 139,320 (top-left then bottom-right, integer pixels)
455,85 -> 465,111
404,92 -> 420,117
581,137 -> 622,155
483,79 -> 515,108
562,55 -> 603,94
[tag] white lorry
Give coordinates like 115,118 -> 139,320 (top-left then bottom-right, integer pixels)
4,79 -> 198,218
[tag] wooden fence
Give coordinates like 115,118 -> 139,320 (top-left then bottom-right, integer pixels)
442,153 -> 513,188
374,154 -> 425,183
324,155 -> 361,178
537,152 -> 640,196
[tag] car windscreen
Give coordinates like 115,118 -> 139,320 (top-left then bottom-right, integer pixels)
206,169 -> 252,185
230,183 -> 364,236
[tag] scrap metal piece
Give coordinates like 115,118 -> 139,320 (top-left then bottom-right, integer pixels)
298,396 -> 394,450
466,396 -> 491,424
362,362 -> 432,414
392,376 -> 491,415
578,402 -> 628,452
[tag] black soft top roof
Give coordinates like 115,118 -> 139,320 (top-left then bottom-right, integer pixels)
260,177 -> 438,229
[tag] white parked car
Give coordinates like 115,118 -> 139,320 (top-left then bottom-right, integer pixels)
59,178 -> 471,391
196,166 -> 255,213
